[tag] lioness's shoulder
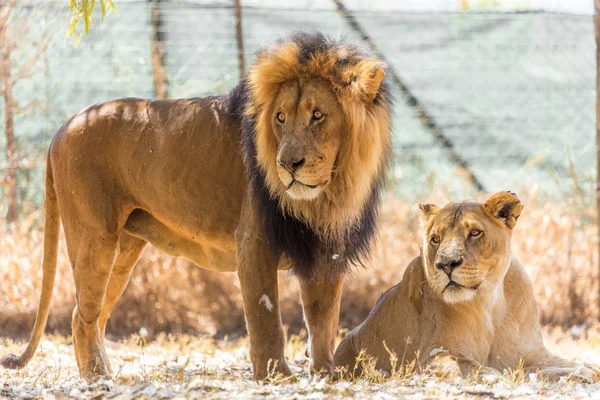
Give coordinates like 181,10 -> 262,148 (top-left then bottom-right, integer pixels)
368,256 -> 426,318
503,257 -> 535,303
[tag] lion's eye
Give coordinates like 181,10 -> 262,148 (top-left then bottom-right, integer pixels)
276,112 -> 285,123
469,229 -> 483,238
312,110 -> 323,120
430,236 -> 440,245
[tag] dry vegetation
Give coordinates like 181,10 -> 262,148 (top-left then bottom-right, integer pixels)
0,187 -> 597,340
1,327 -> 600,399
1,186 -> 599,397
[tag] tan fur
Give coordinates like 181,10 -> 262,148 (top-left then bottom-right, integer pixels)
248,40 -> 390,237
1,35 -> 390,382
334,192 -> 598,382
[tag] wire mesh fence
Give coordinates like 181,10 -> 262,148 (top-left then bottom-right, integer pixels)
0,0 -> 596,215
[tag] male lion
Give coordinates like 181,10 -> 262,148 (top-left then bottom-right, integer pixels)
1,32 -> 391,380
334,192 -> 597,381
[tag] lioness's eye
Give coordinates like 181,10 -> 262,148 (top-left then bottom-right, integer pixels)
276,112 -> 285,123
470,229 -> 483,238
430,236 -> 440,245
312,110 -> 323,120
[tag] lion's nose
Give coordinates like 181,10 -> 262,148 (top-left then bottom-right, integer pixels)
436,257 -> 463,277
278,156 -> 305,173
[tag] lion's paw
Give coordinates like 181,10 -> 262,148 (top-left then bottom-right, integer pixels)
568,364 -> 599,383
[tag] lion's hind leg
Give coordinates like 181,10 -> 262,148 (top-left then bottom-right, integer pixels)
97,233 -> 147,373
68,231 -> 121,380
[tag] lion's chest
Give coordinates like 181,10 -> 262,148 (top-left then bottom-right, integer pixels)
439,311 -> 495,364
487,324 -> 529,369
438,289 -> 519,367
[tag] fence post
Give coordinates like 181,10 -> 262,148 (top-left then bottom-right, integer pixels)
150,0 -> 168,99
234,0 -> 245,80
595,0 -> 600,314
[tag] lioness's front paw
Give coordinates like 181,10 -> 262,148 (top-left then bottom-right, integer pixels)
538,364 -> 599,383
475,366 -> 502,384
569,364 -> 599,383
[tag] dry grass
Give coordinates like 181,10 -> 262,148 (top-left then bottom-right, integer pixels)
1,186 -> 599,397
1,326 -> 600,399
0,188 -> 597,340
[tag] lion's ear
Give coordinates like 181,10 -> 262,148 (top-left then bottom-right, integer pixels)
483,191 -> 523,229
418,203 -> 439,222
365,68 -> 385,102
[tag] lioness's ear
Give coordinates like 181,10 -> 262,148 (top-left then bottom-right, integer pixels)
365,68 -> 385,102
418,203 -> 439,222
483,191 -> 523,229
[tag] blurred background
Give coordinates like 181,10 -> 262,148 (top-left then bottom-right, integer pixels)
0,0 -> 597,340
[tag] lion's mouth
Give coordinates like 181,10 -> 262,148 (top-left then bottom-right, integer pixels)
444,281 -> 481,292
286,179 -> 320,190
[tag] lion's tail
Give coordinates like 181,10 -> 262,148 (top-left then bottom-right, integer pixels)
1,155 -> 60,370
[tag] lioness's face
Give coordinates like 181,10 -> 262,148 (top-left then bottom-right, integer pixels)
419,192 -> 523,304
271,78 -> 344,200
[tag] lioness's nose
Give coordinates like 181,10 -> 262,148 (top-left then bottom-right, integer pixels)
436,257 -> 463,276
278,156 -> 305,173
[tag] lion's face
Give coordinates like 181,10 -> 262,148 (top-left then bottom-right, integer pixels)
419,192 -> 523,304
271,78 -> 344,200
247,35 -> 390,234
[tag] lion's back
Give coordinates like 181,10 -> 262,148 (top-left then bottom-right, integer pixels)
47,95 -> 245,223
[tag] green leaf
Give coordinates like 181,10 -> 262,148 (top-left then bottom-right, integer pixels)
89,0 -> 96,31
65,0 -> 116,41
65,9 -> 80,39
82,0 -> 89,34
107,0 -> 117,14
100,0 -> 106,21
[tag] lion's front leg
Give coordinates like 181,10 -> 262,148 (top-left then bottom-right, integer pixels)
298,272 -> 344,377
236,196 -> 291,380
523,347 -> 598,382
425,351 -> 501,382
237,236 -> 291,380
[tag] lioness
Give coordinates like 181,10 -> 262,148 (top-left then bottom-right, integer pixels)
1,33 -> 391,380
334,192 -> 597,381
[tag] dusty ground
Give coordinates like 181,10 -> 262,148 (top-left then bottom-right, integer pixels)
2,326 -> 600,399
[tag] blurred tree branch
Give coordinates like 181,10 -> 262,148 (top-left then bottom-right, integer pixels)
0,0 -> 19,224
14,38 -> 52,81
0,0 -> 16,29
0,0 -> 54,224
